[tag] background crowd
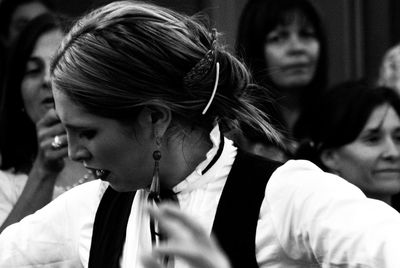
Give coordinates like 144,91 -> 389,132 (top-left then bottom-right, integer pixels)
0,0 -> 399,267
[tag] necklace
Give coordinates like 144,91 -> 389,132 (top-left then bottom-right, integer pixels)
53,171 -> 94,197
63,171 -> 93,191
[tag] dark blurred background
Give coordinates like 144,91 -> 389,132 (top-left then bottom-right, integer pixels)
50,0 -> 400,88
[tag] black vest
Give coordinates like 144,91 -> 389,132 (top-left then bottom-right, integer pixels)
89,150 -> 282,268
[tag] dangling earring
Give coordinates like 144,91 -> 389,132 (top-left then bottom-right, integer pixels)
149,136 -> 161,202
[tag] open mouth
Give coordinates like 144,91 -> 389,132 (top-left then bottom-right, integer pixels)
94,169 -> 111,180
86,167 -> 111,180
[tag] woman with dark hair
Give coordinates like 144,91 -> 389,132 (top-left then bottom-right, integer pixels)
236,0 -> 328,142
0,13 -> 91,232
296,81 -> 400,210
0,1 -> 399,267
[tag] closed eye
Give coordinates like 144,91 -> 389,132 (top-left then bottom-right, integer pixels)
79,130 -> 96,139
25,57 -> 44,76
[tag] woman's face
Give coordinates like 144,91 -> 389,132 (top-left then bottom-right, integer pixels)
264,13 -> 320,90
21,29 -> 64,124
9,2 -> 49,44
331,104 -> 400,201
53,88 -> 155,192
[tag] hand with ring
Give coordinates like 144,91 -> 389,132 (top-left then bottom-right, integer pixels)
35,109 -> 68,173
51,135 -> 63,149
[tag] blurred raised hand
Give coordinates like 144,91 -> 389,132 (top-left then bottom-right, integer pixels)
35,108 -> 68,173
142,203 -> 231,268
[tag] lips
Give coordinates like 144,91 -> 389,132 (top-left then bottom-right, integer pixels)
85,166 -> 111,180
282,63 -> 312,71
373,169 -> 400,178
41,97 -> 54,108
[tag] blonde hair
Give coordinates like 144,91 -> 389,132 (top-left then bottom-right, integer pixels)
51,0 -> 284,147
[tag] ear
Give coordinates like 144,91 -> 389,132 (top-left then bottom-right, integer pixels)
320,148 -> 341,174
136,105 -> 172,138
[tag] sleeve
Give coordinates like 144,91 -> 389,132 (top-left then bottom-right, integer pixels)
0,180 -> 103,267
0,171 -> 27,226
257,159 -> 400,267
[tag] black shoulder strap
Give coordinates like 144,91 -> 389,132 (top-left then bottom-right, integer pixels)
88,187 -> 135,268
212,150 -> 282,268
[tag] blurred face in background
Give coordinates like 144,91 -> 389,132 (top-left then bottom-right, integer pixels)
264,10 -> 320,91
8,1 -> 49,44
21,29 -> 64,124
325,104 -> 400,203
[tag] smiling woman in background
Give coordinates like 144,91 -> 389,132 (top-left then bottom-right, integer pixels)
296,81 -> 400,209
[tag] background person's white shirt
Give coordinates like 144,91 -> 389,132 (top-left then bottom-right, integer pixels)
0,171 -> 27,226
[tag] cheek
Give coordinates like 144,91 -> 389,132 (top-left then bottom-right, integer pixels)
20,79 -> 37,111
21,77 -> 41,97
307,41 -> 320,62
96,134 -> 143,166
337,148 -> 374,179
264,45 -> 284,68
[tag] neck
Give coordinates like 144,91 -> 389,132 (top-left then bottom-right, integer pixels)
366,192 -> 392,206
277,90 -> 302,132
55,158 -> 91,187
159,129 -> 213,189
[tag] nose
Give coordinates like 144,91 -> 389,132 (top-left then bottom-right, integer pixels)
68,140 -> 91,162
43,66 -> 51,89
382,138 -> 400,160
287,34 -> 307,54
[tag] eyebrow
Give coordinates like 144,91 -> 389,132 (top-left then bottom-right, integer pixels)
26,56 -> 43,65
361,128 -> 380,135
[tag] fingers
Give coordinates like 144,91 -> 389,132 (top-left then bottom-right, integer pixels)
141,254 -> 163,268
35,108 -> 68,172
152,239 -> 230,268
37,108 -> 62,128
37,109 -> 67,146
148,203 -> 206,238
144,204 -> 231,268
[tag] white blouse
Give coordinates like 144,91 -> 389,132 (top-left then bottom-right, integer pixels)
0,171 -> 27,226
1,127 -> 400,267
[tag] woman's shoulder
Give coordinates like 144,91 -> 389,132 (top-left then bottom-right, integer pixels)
267,159 -> 366,201
0,169 -> 28,181
273,159 -> 349,184
0,170 -> 27,196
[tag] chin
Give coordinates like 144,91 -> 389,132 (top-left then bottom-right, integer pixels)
286,78 -> 313,88
108,180 -> 144,193
372,183 -> 400,197
109,183 -> 134,192
275,79 -> 312,91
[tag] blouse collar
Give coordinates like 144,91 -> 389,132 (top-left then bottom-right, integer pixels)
172,124 -> 237,194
